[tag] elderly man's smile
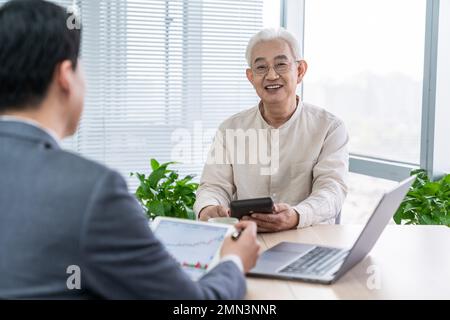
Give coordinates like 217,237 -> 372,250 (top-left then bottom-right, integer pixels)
264,84 -> 284,91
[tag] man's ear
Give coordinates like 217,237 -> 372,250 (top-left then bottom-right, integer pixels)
55,60 -> 75,93
297,60 -> 308,84
246,68 -> 255,87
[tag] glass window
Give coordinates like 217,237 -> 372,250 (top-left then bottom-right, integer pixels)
303,0 -> 426,164
342,173 -> 397,224
263,0 -> 281,28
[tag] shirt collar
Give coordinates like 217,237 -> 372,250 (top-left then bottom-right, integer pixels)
257,95 -> 303,129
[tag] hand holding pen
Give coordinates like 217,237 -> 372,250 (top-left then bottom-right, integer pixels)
220,221 -> 260,273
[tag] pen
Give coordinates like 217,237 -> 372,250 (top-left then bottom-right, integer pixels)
231,229 -> 242,241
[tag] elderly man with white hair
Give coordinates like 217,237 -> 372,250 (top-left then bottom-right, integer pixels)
194,28 -> 349,232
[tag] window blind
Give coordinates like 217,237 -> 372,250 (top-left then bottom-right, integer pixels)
0,0 -> 264,190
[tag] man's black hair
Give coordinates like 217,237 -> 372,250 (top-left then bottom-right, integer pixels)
0,0 -> 81,111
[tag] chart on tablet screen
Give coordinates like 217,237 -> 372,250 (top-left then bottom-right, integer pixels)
153,220 -> 228,280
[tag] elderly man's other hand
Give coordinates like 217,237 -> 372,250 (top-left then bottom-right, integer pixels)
199,205 -> 230,221
242,203 -> 299,232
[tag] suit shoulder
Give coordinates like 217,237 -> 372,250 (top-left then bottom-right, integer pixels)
49,148 -> 119,182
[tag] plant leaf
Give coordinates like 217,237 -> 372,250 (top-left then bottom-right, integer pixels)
185,205 -> 196,220
148,167 -> 167,189
393,208 -> 403,224
147,200 -> 165,217
394,169 -> 450,227
423,182 -> 440,195
150,159 -> 160,170
133,158 -> 198,220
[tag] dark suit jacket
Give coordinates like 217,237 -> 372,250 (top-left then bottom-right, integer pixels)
0,121 -> 245,299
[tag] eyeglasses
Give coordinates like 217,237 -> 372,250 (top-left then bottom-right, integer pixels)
251,60 -> 299,76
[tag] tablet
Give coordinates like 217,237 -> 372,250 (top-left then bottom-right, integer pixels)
151,217 -> 235,281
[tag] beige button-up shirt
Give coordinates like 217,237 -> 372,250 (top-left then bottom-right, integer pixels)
194,100 -> 349,228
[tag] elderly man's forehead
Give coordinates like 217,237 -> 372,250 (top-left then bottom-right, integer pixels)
253,55 -> 290,64
251,40 -> 295,64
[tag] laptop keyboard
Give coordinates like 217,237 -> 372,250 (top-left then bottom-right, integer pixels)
279,247 -> 348,276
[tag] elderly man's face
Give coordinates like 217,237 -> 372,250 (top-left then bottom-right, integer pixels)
246,39 -> 306,106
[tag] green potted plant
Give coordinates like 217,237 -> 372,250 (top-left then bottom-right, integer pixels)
394,169 -> 450,226
131,159 -> 198,220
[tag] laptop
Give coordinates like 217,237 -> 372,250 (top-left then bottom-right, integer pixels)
248,175 -> 416,284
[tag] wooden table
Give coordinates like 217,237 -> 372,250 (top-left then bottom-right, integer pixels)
245,225 -> 450,299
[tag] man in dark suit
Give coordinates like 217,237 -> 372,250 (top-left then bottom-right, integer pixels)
0,0 -> 260,299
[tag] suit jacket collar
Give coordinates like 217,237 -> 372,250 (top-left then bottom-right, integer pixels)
0,120 -> 61,150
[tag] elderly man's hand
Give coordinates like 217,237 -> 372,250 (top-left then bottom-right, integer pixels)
242,203 -> 299,232
199,205 -> 230,221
